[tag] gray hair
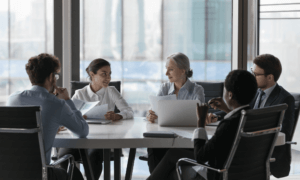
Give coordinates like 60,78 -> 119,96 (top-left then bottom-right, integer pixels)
167,52 -> 193,78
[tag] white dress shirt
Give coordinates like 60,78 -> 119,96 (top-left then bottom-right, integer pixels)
72,84 -> 134,119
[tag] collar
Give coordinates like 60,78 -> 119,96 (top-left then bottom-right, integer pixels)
30,85 -> 49,93
168,78 -> 193,95
224,104 -> 250,119
87,84 -> 96,97
262,83 -> 277,98
87,84 -> 106,97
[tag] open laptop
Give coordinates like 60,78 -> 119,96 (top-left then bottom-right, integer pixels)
85,119 -> 111,124
157,100 -> 200,127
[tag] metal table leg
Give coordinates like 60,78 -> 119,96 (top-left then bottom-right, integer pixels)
114,149 -> 121,180
79,149 -> 95,180
104,149 -> 111,180
125,148 -> 136,180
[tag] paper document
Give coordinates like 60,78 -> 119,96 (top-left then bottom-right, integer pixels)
149,95 -> 177,113
72,98 -> 100,115
84,104 -> 108,119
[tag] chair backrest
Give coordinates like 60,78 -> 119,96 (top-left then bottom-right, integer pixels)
291,93 -> 300,141
71,81 -> 121,113
0,106 -> 46,180
195,82 -> 224,113
224,104 -> 287,180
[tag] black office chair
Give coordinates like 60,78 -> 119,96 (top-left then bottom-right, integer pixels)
176,104 -> 287,180
286,93 -> 300,145
195,82 -> 224,113
71,81 -> 121,113
0,106 -> 74,180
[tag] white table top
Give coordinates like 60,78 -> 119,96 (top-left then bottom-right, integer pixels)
53,117 -> 285,149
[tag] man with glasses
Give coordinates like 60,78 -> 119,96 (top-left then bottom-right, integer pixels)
7,53 -> 89,180
208,54 -> 295,178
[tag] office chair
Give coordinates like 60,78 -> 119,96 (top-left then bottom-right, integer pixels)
195,82 -> 224,113
176,104 -> 287,180
0,106 -> 74,180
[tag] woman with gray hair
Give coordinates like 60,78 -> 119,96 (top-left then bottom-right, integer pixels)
146,52 -> 205,173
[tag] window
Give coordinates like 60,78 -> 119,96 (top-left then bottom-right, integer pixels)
80,0 -> 232,116
0,0 -> 53,105
258,0 -> 300,92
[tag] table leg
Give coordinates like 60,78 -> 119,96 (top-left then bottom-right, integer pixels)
114,149 -> 121,180
104,149 -> 111,180
125,148 -> 136,180
79,149 -> 95,180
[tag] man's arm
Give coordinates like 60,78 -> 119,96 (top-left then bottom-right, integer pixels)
60,99 -> 89,138
281,95 -> 295,141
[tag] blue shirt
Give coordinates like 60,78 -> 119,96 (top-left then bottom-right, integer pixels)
157,78 -> 205,103
254,83 -> 277,108
6,85 -> 89,164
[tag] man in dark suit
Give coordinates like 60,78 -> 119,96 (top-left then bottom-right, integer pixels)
146,70 -> 258,180
209,54 -> 295,178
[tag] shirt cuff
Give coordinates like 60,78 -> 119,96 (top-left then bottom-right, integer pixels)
192,128 -> 208,141
118,112 -> 126,120
65,99 -> 77,110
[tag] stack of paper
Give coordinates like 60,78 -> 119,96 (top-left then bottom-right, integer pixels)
73,99 -> 108,119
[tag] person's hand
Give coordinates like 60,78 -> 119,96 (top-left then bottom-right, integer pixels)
54,85 -> 70,100
147,110 -> 158,123
208,97 -> 230,113
104,111 -> 123,121
83,115 -> 87,119
196,103 -> 209,128
205,113 -> 218,125
57,126 -> 67,134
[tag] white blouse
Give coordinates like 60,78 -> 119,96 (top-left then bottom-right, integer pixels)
72,84 -> 134,119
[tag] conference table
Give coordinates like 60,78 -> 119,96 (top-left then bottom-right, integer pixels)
53,117 -> 285,180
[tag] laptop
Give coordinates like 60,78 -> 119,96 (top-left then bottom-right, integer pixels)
157,100 -> 200,127
86,119 -> 112,124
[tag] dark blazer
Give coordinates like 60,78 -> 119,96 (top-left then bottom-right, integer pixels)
194,107 -> 250,180
251,84 -> 295,178
215,84 -> 295,177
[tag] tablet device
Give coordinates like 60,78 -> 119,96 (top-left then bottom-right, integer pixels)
143,131 -> 177,138
86,119 -> 112,124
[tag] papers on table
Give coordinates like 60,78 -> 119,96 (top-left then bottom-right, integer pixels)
149,95 -> 177,113
72,99 -> 108,119
85,104 -> 108,120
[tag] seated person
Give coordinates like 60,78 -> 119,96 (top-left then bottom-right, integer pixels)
208,54 -> 295,178
58,58 -> 134,180
146,52 -> 205,173
7,53 -> 89,180
146,70 -> 258,180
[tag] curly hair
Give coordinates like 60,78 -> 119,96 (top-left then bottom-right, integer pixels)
225,70 -> 258,105
26,53 -> 61,85
253,54 -> 282,82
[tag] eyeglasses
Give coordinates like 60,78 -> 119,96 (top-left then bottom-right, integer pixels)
250,68 -> 266,77
54,73 -> 60,80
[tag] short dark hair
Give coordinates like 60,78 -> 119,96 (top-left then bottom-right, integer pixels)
253,54 -> 282,82
225,70 -> 258,105
86,58 -> 110,81
26,53 -> 61,85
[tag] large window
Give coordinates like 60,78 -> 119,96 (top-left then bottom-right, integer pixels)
258,0 -> 300,155
258,0 -> 300,93
80,0 -> 233,116
0,0 -> 53,105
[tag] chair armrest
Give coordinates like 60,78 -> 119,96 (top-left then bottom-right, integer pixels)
286,141 -> 297,145
176,158 -> 226,180
48,154 -> 74,180
270,158 -> 276,163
